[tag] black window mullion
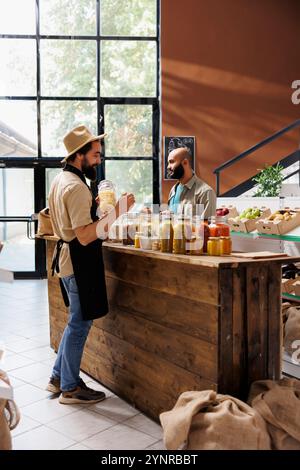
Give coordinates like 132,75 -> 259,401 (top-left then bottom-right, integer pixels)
35,0 -> 41,159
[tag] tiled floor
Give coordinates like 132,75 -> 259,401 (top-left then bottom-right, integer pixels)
0,279 -> 164,450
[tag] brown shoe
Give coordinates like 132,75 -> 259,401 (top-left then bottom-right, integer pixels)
59,385 -> 106,405
46,376 -> 61,394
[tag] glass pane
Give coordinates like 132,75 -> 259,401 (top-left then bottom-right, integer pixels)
41,100 -> 97,156
40,40 -> 97,97
0,39 -> 36,96
100,0 -> 157,37
0,0 -> 35,35
0,169 -> 34,216
0,101 -> 37,156
105,160 -> 152,204
0,222 -> 35,272
101,41 -> 156,97
105,105 -> 152,156
40,0 -> 96,36
46,168 -> 61,205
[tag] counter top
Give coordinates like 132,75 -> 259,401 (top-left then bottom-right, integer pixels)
40,235 -> 300,268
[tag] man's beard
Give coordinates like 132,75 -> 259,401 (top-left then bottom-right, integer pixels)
167,163 -> 184,180
82,156 -> 97,181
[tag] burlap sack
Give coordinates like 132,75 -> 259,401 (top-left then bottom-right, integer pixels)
0,370 -> 21,450
37,207 -> 54,236
283,305 -> 300,357
159,390 -> 271,450
248,378 -> 300,450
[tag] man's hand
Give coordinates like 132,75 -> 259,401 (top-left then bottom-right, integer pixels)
116,192 -> 135,215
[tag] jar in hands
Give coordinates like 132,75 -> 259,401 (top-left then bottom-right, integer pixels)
208,216 -> 230,237
173,215 -> 192,255
98,180 -> 117,213
160,212 -> 174,253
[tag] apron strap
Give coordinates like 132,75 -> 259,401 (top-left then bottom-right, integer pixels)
51,238 -> 69,276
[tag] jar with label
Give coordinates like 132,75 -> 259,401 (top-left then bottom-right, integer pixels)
207,237 -> 220,256
219,236 -> 232,255
208,216 -> 230,237
173,215 -> 192,255
98,180 -> 117,213
134,232 -> 142,248
140,213 -> 153,238
122,212 -> 140,245
160,212 -> 174,253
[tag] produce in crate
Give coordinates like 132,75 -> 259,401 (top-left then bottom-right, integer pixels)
228,206 -> 271,233
216,205 -> 238,218
256,207 -> 300,235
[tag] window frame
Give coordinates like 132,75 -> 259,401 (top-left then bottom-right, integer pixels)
0,0 -> 161,278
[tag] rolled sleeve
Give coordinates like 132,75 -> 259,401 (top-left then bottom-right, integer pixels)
64,185 -> 93,229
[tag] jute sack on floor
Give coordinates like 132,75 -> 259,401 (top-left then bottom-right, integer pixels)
248,378 -> 300,450
0,370 -> 20,450
283,305 -> 300,357
159,390 -> 271,450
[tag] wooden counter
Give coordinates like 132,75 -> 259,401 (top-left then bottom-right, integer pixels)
45,238 -> 296,420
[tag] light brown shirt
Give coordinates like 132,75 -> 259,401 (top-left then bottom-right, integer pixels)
48,171 -> 93,277
168,174 -> 216,218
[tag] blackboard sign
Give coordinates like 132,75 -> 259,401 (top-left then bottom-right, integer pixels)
163,136 -> 195,180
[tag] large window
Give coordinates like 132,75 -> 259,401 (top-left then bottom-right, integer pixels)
0,0 -> 160,277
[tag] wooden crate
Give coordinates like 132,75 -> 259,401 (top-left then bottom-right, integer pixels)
216,205 -> 239,218
282,277 -> 296,294
228,207 -> 271,233
256,208 -> 300,235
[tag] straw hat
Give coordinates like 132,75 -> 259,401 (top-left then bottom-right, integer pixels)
62,125 -> 106,162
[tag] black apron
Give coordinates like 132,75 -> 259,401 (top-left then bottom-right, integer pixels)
51,164 -> 108,321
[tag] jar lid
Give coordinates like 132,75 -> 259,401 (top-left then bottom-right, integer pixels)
220,236 -> 231,239
208,237 -> 220,240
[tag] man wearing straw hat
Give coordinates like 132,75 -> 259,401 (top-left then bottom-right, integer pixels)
47,125 -> 135,404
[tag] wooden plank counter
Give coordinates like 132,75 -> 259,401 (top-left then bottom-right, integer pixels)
44,237 -> 298,420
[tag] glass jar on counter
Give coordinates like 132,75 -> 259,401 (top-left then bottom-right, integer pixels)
208,216 -> 230,238
173,215 -> 192,255
207,237 -> 220,256
121,212 -> 140,245
98,180 -> 117,213
219,236 -> 232,255
139,213 -> 153,238
187,215 -> 204,255
160,212 -> 174,253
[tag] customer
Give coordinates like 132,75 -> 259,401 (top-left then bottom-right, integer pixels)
47,125 -> 135,404
167,147 -> 216,218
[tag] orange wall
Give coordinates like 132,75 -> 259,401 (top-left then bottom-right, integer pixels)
161,0 -> 300,200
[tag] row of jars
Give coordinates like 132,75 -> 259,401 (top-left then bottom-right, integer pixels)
110,212 -> 232,256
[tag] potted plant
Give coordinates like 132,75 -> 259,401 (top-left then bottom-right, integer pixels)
252,163 -> 284,197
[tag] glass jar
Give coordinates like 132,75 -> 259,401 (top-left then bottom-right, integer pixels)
134,232 -> 142,249
207,237 -> 220,256
122,212 -> 139,245
208,216 -> 230,237
219,236 -> 232,255
173,215 -> 192,255
140,213 -> 153,238
160,212 -> 174,253
187,216 -> 204,255
98,180 -> 117,213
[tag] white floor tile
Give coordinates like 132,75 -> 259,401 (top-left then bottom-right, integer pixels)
124,413 -> 162,440
13,425 -> 75,450
48,409 -> 117,442
21,346 -> 56,362
145,439 -> 166,450
2,354 -> 35,372
12,415 -> 42,437
89,395 -> 139,422
9,362 -> 52,382
22,397 -> 82,424
13,383 -> 51,407
66,443 -> 91,450
7,338 -> 48,354
83,423 -> 156,450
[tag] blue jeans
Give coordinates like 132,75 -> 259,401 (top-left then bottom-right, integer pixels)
51,274 -> 92,391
